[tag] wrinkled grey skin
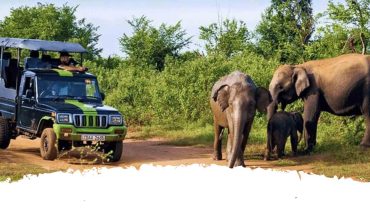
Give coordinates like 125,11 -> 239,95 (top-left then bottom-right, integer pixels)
264,111 -> 303,160
210,71 -> 271,168
267,54 -> 370,153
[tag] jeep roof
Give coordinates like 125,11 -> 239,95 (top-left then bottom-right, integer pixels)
0,37 -> 87,53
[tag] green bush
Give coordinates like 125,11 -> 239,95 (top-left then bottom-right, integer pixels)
87,51 -> 278,126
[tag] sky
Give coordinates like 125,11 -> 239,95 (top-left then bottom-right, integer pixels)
0,0 -> 345,57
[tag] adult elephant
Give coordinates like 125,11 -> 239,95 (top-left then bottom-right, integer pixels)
267,54 -> 370,153
211,71 -> 271,168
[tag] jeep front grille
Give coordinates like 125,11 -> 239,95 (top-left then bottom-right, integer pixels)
73,114 -> 108,128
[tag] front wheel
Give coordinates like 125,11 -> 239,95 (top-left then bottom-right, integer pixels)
40,128 -> 58,160
0,117 -> 11,149
104,141 -> 123,162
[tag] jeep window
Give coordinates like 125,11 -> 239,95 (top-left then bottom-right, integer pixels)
23,77 -> 35,97
36,76 -> 102,102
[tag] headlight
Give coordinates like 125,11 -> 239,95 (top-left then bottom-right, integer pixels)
57,113 -> 72,124
109,115 -> 123,125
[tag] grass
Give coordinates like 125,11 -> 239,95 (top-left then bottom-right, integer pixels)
313,163 -> 370,181
0,163 -> 51,182
127,114 -> 370,181
273,159 -> 299,166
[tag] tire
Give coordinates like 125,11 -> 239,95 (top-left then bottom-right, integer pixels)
40,128 -> 58,160
0,117 -> 11,149
104,141 -> 123,162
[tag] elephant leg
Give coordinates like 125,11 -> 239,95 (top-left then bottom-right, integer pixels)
360,96 -> 370,147
277,135 -> 286,158
226,130 -> 232,162
303,93 -> 321,154
360,115 -> 370,147
290,129 -> 299,156
213,122 -> 223,160
241,120 -> 253,153
277,144 -> 285,159
264,127 -> 273,161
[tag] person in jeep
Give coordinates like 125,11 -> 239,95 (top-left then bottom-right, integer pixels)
56,52 -> 87,72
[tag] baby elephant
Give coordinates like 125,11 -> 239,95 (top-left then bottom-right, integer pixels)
264,111 -> 303,160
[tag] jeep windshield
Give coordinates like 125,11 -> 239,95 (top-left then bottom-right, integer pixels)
36,75 -> 102,103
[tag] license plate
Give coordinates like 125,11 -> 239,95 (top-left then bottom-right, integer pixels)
81,134 -> 106,141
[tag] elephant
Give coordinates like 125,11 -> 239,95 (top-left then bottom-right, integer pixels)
267,53 -> 370,153
210,71 -> 271,168
264,111 -> 303,160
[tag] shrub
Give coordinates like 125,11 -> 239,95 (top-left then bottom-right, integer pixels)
87,50 -> 279,126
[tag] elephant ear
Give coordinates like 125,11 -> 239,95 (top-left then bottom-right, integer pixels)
213,85 -> 230,112
293,67 -> 310,96
255,87 -> 272,113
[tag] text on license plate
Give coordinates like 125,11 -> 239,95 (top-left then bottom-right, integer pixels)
81,135 -> 106,141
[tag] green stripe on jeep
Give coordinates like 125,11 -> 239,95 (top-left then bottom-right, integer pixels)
65,99 -> 98,125
52,69 -> 73,77
65,100 -> 97,114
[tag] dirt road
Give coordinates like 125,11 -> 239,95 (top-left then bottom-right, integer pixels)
0,136 -> 314,172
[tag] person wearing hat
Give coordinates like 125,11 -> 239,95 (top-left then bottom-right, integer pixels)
57,52 -> 87,72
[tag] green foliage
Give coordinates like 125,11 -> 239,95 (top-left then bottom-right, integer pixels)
306,0 -> 370,60
327,0 -> 369,54
200,19 -> 251,58
87,61 -> 157,125
119,16 -> 191,71
343,117 -> 365,145
304,24 -> 348,60
0,3 -> 102,59
94,55 -> 124,69
89,50 -> 277,126
256,0 -> 314,63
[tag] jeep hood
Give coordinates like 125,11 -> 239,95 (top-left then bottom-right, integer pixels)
37,100 -> 119,114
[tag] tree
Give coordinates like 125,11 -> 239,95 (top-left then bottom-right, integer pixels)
0,3 -> 102,59
119,16 -> 191,71
256,0 -> 314,63
199,19 -> 251,58
304,0 -> 370,60
326,0 -> 370,54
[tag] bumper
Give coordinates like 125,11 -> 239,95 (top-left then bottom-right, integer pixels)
53,124 -> 127,142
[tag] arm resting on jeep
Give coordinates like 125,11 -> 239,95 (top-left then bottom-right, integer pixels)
58,65 -> 87,72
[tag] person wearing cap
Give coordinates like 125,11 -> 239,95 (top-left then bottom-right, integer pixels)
57,52 -> 87,72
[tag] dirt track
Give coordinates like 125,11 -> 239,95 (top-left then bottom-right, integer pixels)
0,136 -> 314,172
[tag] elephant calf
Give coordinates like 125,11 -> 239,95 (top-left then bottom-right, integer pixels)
210,71 -> 271,168
264,111 -> 303,160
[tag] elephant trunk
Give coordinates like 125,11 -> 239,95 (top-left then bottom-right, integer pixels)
267,87 -> 280,120
267,100 -> 278,121
228,108 -> 244,168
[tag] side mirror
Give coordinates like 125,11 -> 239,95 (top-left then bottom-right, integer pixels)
25,89 -> 34,98
101,92 -> 105,101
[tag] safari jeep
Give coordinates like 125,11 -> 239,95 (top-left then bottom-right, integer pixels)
0,37 -> 127,161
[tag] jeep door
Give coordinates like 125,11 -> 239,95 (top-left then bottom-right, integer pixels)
18,75 -> 37,130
